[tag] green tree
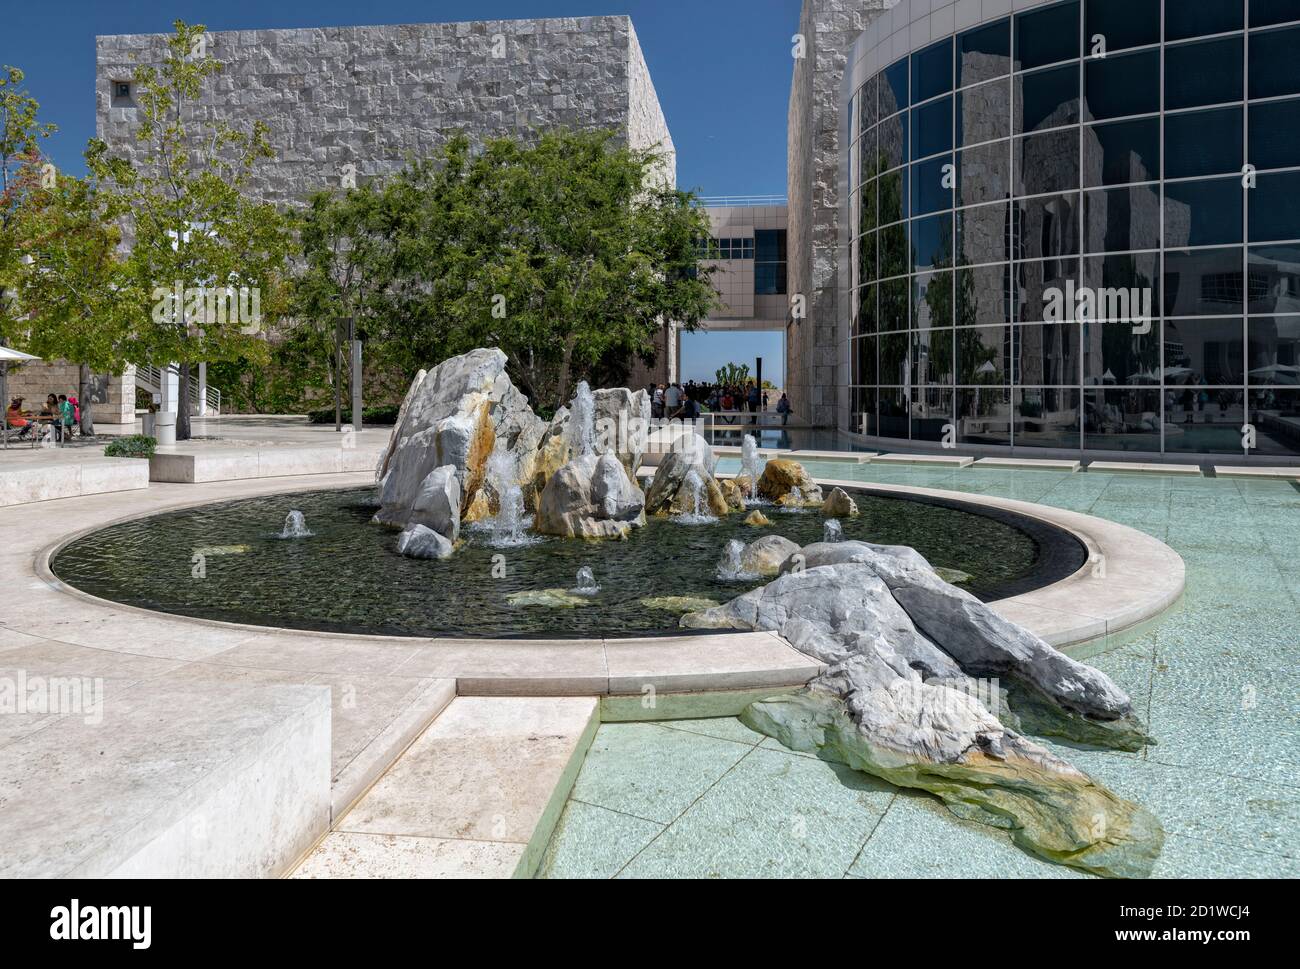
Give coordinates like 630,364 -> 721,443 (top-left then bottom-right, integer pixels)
14,166 -> 142,433
86,21 -> 294,439
714,362 -> 751,387
1,66 -> 56,345
362,130 -> 717,410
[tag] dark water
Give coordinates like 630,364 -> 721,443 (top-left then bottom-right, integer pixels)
52,487 -> 1049,638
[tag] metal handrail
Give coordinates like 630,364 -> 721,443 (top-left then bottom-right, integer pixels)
697,195 -> 788,207
136,363 -> 222,415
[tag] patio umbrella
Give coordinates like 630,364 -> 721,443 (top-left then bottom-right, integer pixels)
0,347 -> 42,449
1249,363 -> 1300,385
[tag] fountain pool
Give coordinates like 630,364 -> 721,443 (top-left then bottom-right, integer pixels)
51,484 -> 1084,639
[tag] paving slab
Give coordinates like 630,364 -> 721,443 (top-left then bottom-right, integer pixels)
1212,465 -> 1300,480
871,453 -> 974,467
1087,461 -> 1202,476
974,456 -> 1081,472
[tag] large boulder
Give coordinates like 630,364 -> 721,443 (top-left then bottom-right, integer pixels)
396,524 -> 454,560
739,535 -> 801,577
536,452 -> 645,540
682,561 -> 1163,878
757,459 -> 823,505
822,487 -> 859,517
376,349 -> 545,530
537,387 -> 652,486
408,465 -> 461,543
644,434 -> 728,517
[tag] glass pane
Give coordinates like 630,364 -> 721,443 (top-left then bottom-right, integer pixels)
1084,117 -> 1160,186
878,111 -> 909,170
879,333 -> 910,385
1165,247 -> 1247,316
1084,184 -> 1161,252
1015,0 -> 1081,71
912,39 -> 953,104
880,277 -> 909,331
1017,256 -> 1082,322
857,284 -> 876,335
1016,388 -> 1082,447
1166,37 -> 1244,110
881,60 -> 909,117
1082,251 -> 1162,319
1086,0 -> 1160,52
957,263 -> 1013,325
1247,244 -> 1300,314
1164,318 -> 1245,384
1166,389 -> 1245,453
912,96 -> 953,159
1165,177 -> 1244,248
854,336 -> 879,384
860,181 -> 878,234
1251,0 -> 1300,28
1249,388 -> 1300,456
959,141 -> 1011,206
1018,192 -> 1082,260
1250,26 -> 1300,99
912,329 -> 955,384
1248,316 -> 1300,384
881,221 -> 909,278
879,168 -> 909,225
1165,107 -> 1243,179
957,387 -> 1014,445
858,75 -> 878,131
861,127 -> 881,183
1015,127 -> 1080,196
1166,0 -> 1244,41
956,325 -> 1012,383
912,271 -> 954,328
958,17 -> 1012,87
1081,321 -> 1160,384
1250,171 -> 1300,244
1083,49 -> 1159,121
1250,99 -> 1300,170
859,231 -> 877,283
911,388 -> 954,441
1083,390 -> 1160,451
1016,322 -> 1080,384
911,212 -> 954,272
957,78 -> 1011,146
1015,63 -> 1080,134
957,201 -> 1011,265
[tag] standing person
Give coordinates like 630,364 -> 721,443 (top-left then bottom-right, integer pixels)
747,383 -> 761,421
652,384 -> 665,419
777,393 -> 792,426
664,381 -> 681,418
58,395 -> 75,440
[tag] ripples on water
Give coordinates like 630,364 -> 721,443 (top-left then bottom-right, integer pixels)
53,487 -> 1041,638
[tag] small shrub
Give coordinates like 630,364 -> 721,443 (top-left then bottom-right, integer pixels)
104,435 -> 157,459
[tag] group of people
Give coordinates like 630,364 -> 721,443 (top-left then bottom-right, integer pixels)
647,380 -> 793,425
5,394 -> 79,444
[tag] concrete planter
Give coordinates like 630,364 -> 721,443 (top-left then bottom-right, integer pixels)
153,411 -> 176,446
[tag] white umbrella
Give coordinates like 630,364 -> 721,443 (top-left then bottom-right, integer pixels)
1250,363 -> 1300,384
1,347 -> 43,449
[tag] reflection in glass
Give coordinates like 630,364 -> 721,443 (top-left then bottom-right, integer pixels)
1084,185 -> 1161,253
879,388 -> 909,439
911,388 -> 954,441
879,333 -> 910,386
1165,389 -> 1245,453
1084,117 -> 1160,187
1082,252 -> 1161,320
880,277 -> 909,331
956,325 -> 1011,384
1016,322 -> 1080,385
1247,245 -> 1300,314
1015,63 -> 1080,134
881,222 -> 909,279
1083,49 -> 1159,121
912,328 -> 955,385
1252,0 -> 1300,29
881,60 -> 909,117
1249,26 -> 1300,100
957,387 -> 1013,445
1086,0 -> 1160,52
1017,256 -> 1082,323
958,202 -> 1011,266
1017,193 -> 1081,261
857,283 -> 877,334
912,96 -> 953,159
853,387 -> 880,437
912,271 -> 954,329
912,38 -> 954,104
958,264 -> 1012,325
958,79 -> 1011,146
1247,316 -> 1300,384
1164,107 -> 1242,179
958,17 -> 1012,87
1165,248 -> 1247,317
1016,128 -> 1080,196
1015,1 -> 1081,71
958,142 -> 1011,206
858,74 -> 878,133
912,154 -> 953,216
1164,318 -> 1245,384
911,212 -> 954,272
879,168 -> 909,225
1017,389 -> 1082,448
853,336 -> 878,385
1081,321 -> 1160,385
1166,0 -> 1244,41
1084,389 -> 1159,451
1249,388 -> 1300,457
879,112 -> 909,170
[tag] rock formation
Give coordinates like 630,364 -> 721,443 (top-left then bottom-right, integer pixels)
822,486 -> 859,517
739,535 -> 802,577
643,433 -> 730,518
757,459 -> 824,505
682,541 -> 1163,878
535,451 -> 647,540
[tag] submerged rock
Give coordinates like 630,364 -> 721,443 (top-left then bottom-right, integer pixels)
934,566 -> 973,585
822,487 -> 859,518
639,595 -> 721,613
683,557 -> 1163,878
744,510 -> 771,527
396,524 -> 454,560
506,588 -> 593,608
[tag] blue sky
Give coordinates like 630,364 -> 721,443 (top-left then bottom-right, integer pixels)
0,0 -> 801,195
0,0 -> 798,383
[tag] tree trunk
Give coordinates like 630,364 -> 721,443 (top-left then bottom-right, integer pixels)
555,334 -> 578,412
78,364 -> 96,436
177,362 -> 192,441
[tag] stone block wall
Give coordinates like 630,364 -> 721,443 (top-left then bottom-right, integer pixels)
96,16 -> 676,210
3,362 -> 135,427
787,0 -> 897,427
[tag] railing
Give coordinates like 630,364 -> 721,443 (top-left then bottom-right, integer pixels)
697,195 -> 788,208
135,364 -> 222,416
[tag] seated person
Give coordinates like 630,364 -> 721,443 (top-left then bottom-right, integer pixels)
6,397 -> 33,438
40,394 -> 62,443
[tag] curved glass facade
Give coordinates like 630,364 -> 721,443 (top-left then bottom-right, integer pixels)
846,0 -> 1300,457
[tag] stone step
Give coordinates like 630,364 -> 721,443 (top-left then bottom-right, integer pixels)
292,696 -> 599,879
871,453 -> 974,468
1212,465 -> 1300,480
973,457 -> 1082,472
149,444 -> 383,483
1086,461 -> 1202,476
